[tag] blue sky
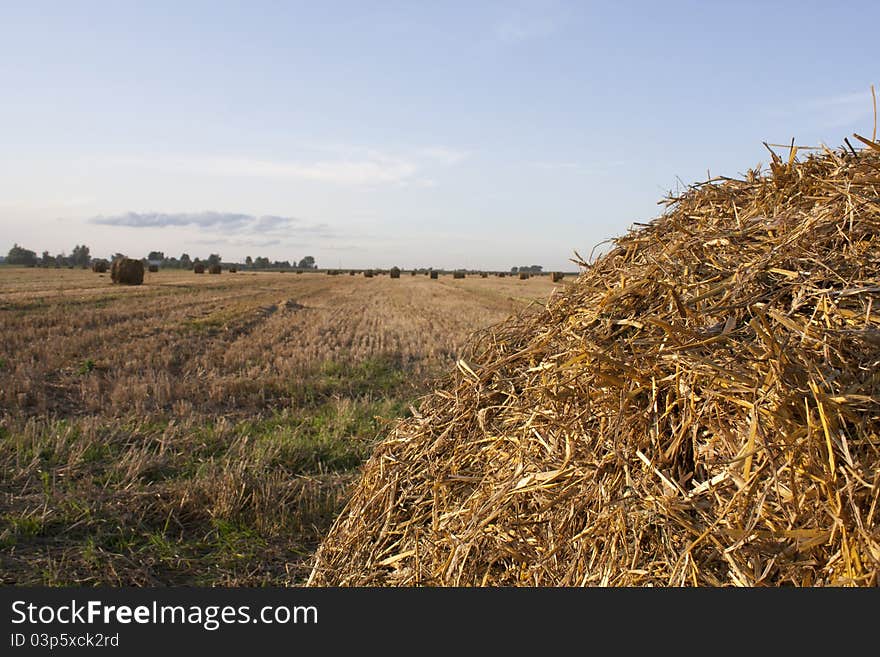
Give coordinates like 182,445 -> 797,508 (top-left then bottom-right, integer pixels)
1,1 -> 877,270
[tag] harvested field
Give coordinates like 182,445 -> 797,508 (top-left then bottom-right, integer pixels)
0,269 -> 562,584
309,144 -> 880,587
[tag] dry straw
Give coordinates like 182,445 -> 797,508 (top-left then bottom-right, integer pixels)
309,139 -> 880,587
110,258 -> 144,285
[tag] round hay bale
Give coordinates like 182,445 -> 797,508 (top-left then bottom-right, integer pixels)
552,272 -> 564,282
364,270 -> 374,278
193,263 -> 205,274
110,258 -> 144,286
480,272 -> 488,278
390,266 -> 401,279
518,272 -> 529,280
308,145 -> 880,587
453,271 -> 465,279
148,264 -> 159,273
208,264 -> 221,274
91,260 -> 108,273
429,271 -> 438,279
229,267 -> 237,273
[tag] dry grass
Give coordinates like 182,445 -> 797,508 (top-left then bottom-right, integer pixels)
309,144 -> 880,587
0,269 -> 561,584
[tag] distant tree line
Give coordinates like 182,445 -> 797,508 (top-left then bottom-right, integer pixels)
510,265 -> 543,273
6,244 -> 317,270
6,243 -> 91,268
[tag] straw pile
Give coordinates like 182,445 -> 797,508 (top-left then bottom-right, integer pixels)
110,258 -> 144,285
309,141 -> 880,587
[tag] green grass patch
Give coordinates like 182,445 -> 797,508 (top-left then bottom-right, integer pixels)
0,353 -> 426,585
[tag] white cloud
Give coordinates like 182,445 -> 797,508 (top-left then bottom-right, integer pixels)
96,145 -> 470,188
89,211 -> 334,238
531,160 -> 628,175
804,90 -> 875,109
492,2 -> 561,44
190,237 -> 283,249
419,147 -> 471,165
107,154 -> 418,186
769,86 -> 878,131
494,16 -> 557,43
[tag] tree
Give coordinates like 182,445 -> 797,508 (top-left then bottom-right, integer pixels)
207,253 -> 221,266
40,250 -> 54,267
254,256 -> 270,268
297,256 -> 316,269
510,266 -> 518,273
147,251 -> 165,262
245,256 -> 253,268
71,244 -> 90,267
7,244 -> 38,266
55,252 -> 67,267
180,253 -> 192,269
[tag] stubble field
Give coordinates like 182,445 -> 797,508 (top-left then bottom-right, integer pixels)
0,267 -> 564,585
